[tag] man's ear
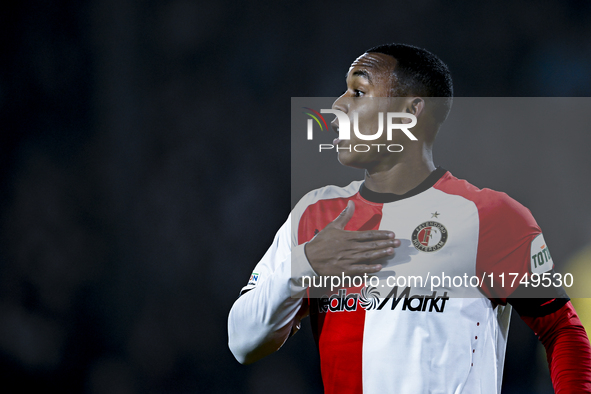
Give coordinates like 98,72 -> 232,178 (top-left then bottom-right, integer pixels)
402,97 -> 424,124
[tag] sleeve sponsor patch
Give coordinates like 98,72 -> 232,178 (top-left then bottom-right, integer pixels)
530,234 -> 553,274
247,272 -> 260,286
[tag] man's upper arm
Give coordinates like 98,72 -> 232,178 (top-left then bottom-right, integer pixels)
228,213 -> 316,364
474,190 -> 555,302
238,214 -> 293,296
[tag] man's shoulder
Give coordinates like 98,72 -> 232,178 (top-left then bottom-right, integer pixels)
436,171 -> 535,224
294,180 -> 363,211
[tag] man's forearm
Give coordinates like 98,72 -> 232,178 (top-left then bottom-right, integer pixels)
521,301 -> 591,393
228,244 -> 313,364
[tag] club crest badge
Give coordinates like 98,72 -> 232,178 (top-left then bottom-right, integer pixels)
412,221 -> 448,252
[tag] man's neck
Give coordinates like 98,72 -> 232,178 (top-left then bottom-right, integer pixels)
363,156 -> 436,195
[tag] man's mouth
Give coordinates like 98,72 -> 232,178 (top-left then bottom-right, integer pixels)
332,122 -> 342,146
331,121 -> 339,133
332,124 -> 340,141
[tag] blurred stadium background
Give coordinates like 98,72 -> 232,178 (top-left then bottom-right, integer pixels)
1,1 -> 591,393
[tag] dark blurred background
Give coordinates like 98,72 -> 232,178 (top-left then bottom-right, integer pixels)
1,1 -> 591,393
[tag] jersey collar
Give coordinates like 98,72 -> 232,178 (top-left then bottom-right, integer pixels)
359,167 -> 447,203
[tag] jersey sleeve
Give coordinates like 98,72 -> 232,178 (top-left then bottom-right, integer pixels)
475,194 -> 591,391
520,302 -> 591,393
227,214 -> 317,364
474,191 -> 555,301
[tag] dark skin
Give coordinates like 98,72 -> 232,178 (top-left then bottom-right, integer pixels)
305,52 -> 440,277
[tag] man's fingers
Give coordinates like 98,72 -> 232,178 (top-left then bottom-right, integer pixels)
339,248 -> 392,275
349,229 -> 396,241
345,263 -> 383,275
351,247 -> 395,262
336,246 -> 395,267
330,200 -> 355,230
354,239 -> 399,251
306,200 -> 401,277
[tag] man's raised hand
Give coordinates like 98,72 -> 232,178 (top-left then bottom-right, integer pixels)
304,200 -> 400,277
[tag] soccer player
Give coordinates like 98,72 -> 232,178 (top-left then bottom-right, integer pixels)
227,44 -> 591,393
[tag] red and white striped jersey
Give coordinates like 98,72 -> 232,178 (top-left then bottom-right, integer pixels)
228,168 -> 555,394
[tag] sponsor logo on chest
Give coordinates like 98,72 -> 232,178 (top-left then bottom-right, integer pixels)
317,286 -> 449,314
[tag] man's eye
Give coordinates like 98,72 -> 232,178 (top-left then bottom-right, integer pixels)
353,89 -> 364,97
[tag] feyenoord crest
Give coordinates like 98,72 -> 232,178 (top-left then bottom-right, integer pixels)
412,221 -> 448,252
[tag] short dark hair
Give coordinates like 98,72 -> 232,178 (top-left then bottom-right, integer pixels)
366,43 -> 453,123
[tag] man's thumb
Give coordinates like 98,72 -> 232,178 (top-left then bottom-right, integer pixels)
331,200 -> 355,229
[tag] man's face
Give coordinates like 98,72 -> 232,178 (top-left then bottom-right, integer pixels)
332,52 -> 409,169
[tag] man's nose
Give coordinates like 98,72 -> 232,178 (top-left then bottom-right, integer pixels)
331,93 -> 348,113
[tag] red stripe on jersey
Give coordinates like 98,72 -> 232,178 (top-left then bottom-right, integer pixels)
299,194 -> 384,394
433,172 -> 541,300
540,298 -> 556,307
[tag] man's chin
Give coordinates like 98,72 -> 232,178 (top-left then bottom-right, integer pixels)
337,152 -> 365,169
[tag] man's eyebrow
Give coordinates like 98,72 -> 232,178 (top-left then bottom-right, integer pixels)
346,69 -> 373,84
